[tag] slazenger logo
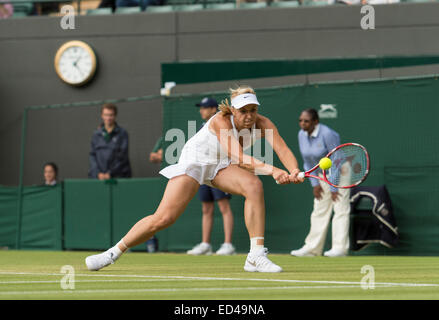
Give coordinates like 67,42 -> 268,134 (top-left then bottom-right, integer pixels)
318,104 -> 337,119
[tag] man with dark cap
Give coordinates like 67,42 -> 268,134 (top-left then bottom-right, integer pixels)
187,97 -> 236,256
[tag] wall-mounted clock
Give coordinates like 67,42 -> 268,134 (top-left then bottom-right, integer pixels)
54,40 -> 97,86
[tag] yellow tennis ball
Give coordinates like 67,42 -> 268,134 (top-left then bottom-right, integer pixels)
319,157 -> 332,170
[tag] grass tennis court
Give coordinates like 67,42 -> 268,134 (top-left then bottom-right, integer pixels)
1,250 -> 439,300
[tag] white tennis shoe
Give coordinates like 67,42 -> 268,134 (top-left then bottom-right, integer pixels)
324,248 -> 347,257
187,243 -> 213,255
85,250 -> 117,271
244,248 -> 282,273
290,247 -> 316,257
215,243 -> 236,255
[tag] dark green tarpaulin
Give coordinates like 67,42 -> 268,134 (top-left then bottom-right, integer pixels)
161,56 -> 439,85
63,178 -> 165,251
0,186 -> 19,249
0,185 -> 62,250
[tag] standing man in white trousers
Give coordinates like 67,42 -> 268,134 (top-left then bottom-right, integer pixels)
291,108 -> 350,257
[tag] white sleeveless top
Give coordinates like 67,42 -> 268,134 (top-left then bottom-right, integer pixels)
159,113 -> 258,187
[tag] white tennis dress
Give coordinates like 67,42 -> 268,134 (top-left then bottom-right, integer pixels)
160,113 -> 257,187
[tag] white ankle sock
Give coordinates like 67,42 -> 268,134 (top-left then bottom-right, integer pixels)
108,239 -> 128,260
250,237 -> 264,252
118,239 -> 129,251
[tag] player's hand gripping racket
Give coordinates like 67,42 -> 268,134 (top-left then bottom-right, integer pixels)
298,143 -> 370,188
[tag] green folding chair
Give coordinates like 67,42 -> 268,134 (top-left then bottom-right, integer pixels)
302,0 -> 329,6
115,6 -> 142,13
12,2 -> 33,17
172,4 -> 204,10
205,2 -> 236,9
270,1 -> 300,7
166,0 -> 194,5
87,7 -> 113,15
404,0 -> 432,3
237,2 -> 268,9
146,5 -> 174,12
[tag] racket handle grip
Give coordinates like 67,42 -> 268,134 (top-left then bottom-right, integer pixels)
276,171 -> 305,184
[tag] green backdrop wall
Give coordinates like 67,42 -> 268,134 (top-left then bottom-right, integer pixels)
63,178 -> 165,252
1,75 -> 439,255
0,185 -> 62,250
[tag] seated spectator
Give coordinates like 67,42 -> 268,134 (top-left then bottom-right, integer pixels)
43,162 -> 58,186
0,1 -> 13,18
89,103 -> 132,180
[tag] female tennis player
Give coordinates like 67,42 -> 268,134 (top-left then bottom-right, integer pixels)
86,86 -> 304,273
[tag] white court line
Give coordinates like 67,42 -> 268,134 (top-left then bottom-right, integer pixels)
0,271 -> 438,288
0,279 -> 189,284
0,285 -> 402,296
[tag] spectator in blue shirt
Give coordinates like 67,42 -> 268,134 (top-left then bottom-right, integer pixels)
290,108 -> 350,257
89,103 -> 132,180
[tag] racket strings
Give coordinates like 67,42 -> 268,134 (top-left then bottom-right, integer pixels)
327,145 -> 368,188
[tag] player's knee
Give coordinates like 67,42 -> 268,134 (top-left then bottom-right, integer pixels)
151,214 -> 176,232
243,177 -> 263,199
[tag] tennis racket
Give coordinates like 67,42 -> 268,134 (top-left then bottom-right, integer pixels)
297,143 -> 370,189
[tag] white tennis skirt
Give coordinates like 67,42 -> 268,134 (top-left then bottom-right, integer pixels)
159,159 -> 231,187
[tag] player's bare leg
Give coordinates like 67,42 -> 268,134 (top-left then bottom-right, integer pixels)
213,165 -> 265,240
212,165 -> 281,272
85,175 -> 199,271
122,175 -> 199,247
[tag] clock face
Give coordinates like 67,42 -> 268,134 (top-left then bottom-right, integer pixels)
54,41 -> 97,86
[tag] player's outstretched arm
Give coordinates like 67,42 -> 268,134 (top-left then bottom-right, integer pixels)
210,115 -> 290,184
259,116 -> 304,184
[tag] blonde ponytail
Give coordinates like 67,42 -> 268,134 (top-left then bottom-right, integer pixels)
218,98 -> 233,116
